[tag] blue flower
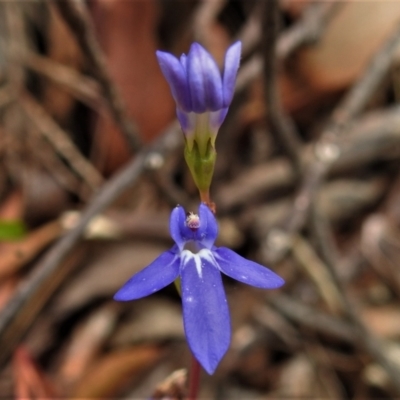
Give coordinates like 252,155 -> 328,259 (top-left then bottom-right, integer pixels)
114,204 -> 284,374
156,42 -> 241,154
156,42 -> 241,196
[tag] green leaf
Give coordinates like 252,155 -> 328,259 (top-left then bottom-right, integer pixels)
0,220 -> 27,241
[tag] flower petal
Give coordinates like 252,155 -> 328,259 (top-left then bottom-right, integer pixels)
156,51 -> 191,112
181,250 -> 230,374
176,108 -> 195,136
222,41 -> 241,107
210,107 -> 229,131
180,54 -> 188,73
196,203 -> 218,249
187,43 -> 223,112
169,205 -> 195,249
214,247 -> 285,289
114,248 -> 180,301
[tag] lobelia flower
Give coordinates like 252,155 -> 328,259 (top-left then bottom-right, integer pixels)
156,42 -> 241,195
114,204 -> 284,374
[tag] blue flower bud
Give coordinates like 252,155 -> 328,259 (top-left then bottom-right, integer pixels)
157,42 -> 241,142
157,42 -> 241,198
157,41 -> 241,115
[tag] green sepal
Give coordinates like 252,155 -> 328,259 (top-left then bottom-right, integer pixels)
174,277 -> 182,296
184,139 -> 216,193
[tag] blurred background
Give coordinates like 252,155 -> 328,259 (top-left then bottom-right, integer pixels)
1,0 -> 400,398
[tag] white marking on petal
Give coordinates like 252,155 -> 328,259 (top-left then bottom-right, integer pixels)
199,249 -> 219,268
181,249 -> 219,279
193,254 -> 202,278
181,250 -> 193,267
181,249 -> 202,278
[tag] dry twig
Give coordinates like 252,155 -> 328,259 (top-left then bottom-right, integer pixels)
285,21 -> 400,237
262,0 -> 302,171
217,105 -> 400,213
0,123 -> 181,368
24,51 -> 103,111
19,93 -> 104,192
310,209 -> 400,394
276,2 -> 341,60
26,129 -> 84,197
269,293 -> 358,344
53,0 -> 142,152
236,2 -> 339,92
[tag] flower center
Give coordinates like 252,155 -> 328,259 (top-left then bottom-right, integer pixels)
180,248 -> 215,278
184,241 -> 200,253
186,212 -> 200,230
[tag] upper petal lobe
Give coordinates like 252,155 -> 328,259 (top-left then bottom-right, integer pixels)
222,41 -> 241,107
156,51 -> 191,112
187,43 -> 223,112
214,247 -> 284,289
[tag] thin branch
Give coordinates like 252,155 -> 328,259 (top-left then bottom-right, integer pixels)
193,0 -> 227,46
269,293 -> 358,344
331,22 -> 400,127
262,0 -> 302,171
310,206 -> 400,395
53,0 -> 142,152
236,2 -> 339,92
26,127 -> 84,198
0,86 -> 16,110
285,21 -> 400,236
0,123 -> 181,368
24,51 -> 103,111
291,234 -> 346,315
217,105 -> 400,213
19,93 -> 104,192
4,2 -> 26,89
276,2 -> 341,60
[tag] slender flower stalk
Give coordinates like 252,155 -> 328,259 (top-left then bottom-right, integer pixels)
114,203 -> 284,374
156,42 -> 241,203
188,355 -> 201,400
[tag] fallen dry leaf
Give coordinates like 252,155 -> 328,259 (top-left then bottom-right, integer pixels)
58,302 -> 119,387
0,220 -> 63,281
110,297 -> 183,347
43,2 -> 84,124
90,0 -> 175,173
0,189 -> 24,220
0,277 -> 19,312
70,345 -> 164,398
297,1 -> 400,92
13,346 -> 58,399
51,240 -> 168,315
362,305 -> 400,339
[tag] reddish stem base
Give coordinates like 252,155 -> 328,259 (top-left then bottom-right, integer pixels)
187,355 -> 201,400
200,190 -> 216,214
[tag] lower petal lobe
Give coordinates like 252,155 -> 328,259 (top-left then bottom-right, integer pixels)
215,247 -> 285,289
181,253 -> 230,374
114,249 -> 180,301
